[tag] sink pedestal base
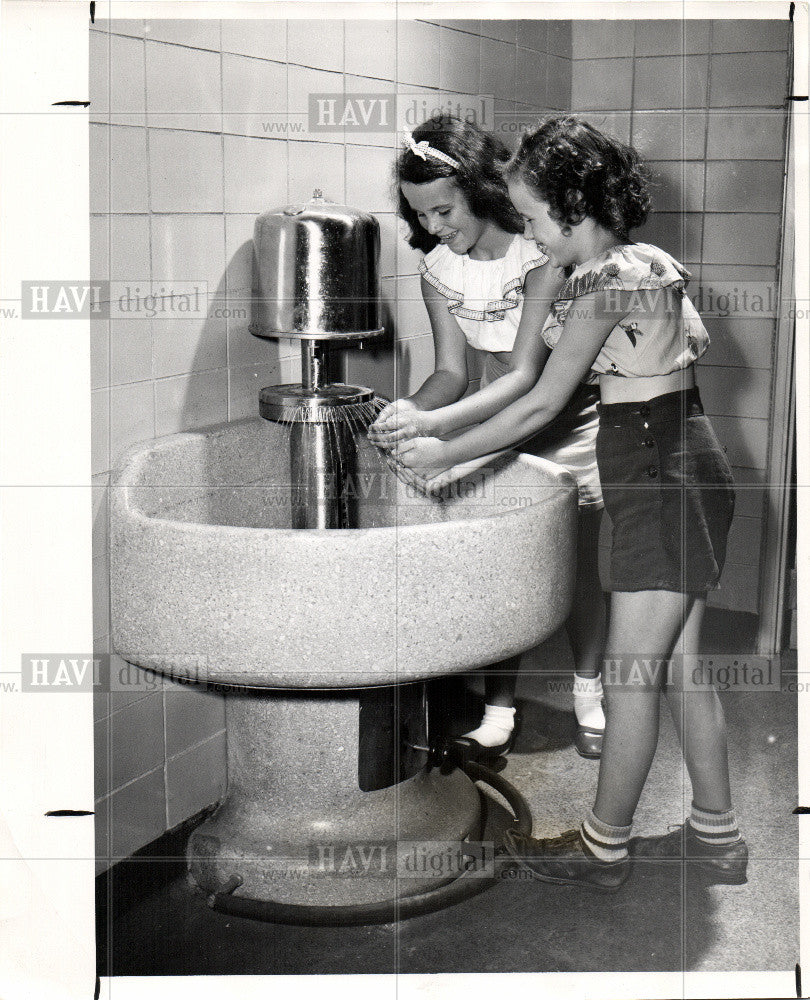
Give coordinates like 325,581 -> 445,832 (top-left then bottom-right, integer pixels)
187,687 -> 482,907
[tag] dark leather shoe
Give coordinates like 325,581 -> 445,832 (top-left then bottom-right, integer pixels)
503,828 -> 631,891
442,730 -> 515,765
575,725 -> 603,759
629,824 -> 748,884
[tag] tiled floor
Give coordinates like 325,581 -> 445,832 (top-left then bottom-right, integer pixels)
96,609 -> 799,977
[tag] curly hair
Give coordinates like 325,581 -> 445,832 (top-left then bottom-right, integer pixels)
505,115 -> 651,236
395,115 -> 523,252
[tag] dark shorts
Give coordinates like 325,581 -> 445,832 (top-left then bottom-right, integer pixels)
596,387 -> 735,594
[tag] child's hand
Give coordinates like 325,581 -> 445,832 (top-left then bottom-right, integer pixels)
367,398 -> 434,446
392,436 -> 449,477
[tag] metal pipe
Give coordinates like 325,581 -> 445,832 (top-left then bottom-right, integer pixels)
289,418 -> 356,529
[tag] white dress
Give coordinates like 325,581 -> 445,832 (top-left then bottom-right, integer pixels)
420,235 -> 603,509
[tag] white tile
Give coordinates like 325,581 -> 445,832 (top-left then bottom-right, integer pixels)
397,20 -> 441,88
109,126 -> 149,212
547,21 -> 572,58
166,731 -> 227,829
91,215 -> 151,286
345,20 -> 397,81
707,562 -> 760,614
90,124 -> 110,213
154,368 -> 229,436
515,20 -> 547,52
481,20 -> 517,43
725,513 -> 764,568
345,145 -> 396,213
229,359 -> 287,421
710,415 -> 769,470
222,53 -> 287,139
152,314 -> 227,379
344,75 -> 397,147
571,59 -> 633,113
646,161 -> 705,213
287,140 -> 345,205
481,37 -> 516,103
546,54 -> 571,111
226,216 -> 278,368
225,212 -> 257,297
699,365 -> 773,420
221,19 -> 286,61
110,380 -> 155,466
91,387 -> 110,476
288,19 -> 344,72
516,47 -> 546,108
701,317 -> 775,371
145,41 -> 221,133
90,33 -> 146,126
223,135 -> 287,213
143,19 -> 221,49
395,219 -> 426,276
149,129 -> 223,213
109,767 -> 166,858
151,215 -> 226,300
91,317 -> 110,390
572,20 -> 634,58
395,274 -> 430,340
287,65 -> 344,141
110,315 -> 152,385
375,212 -> 399,278
440,28 -> 480,95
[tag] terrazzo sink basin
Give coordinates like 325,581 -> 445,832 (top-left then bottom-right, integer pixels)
110,416 -> 577,689
109,416 -> 577,909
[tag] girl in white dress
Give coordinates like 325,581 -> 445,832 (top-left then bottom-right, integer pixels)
369,116 -> 606,761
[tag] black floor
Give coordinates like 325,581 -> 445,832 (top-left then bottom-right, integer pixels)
97,609 -> 799,977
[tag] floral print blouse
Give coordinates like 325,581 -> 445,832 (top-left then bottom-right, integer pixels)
540,243 -> 709,380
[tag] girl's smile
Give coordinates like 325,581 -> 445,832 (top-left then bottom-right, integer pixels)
400,178 -> 511,260
507,177 -> 575,267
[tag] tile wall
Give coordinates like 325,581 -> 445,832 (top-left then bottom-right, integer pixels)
91,17 -> 791,865
566,19 -> 791,615
90,16 -> 569,867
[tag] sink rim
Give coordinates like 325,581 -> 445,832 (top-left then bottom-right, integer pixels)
111,418 -> 578,539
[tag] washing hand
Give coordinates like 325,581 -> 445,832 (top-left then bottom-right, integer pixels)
367,398 -> 435,447
392,436 -> 450,478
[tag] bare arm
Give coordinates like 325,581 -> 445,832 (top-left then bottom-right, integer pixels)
419,262 -> 563,436
404,275 -> 470,409
371,262 -> 564,444
394,290 -> 629,474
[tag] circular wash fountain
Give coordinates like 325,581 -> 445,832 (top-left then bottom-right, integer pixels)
109,194 -> 579,922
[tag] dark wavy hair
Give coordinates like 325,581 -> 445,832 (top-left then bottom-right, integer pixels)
505,115 -> 651,236
395,115 -> 522,252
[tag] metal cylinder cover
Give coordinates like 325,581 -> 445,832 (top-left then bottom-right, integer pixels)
250,192 -> 384,341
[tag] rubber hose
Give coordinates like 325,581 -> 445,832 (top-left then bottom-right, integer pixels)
208,759 -> 532,927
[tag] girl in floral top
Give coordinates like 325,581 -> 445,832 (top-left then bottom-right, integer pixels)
393,115 -> 745,889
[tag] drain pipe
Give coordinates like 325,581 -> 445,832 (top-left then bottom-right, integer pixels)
207,760 -> 532,927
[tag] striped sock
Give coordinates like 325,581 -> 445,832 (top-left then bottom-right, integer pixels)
580,810 -> 632,862
689,802 -> 741,846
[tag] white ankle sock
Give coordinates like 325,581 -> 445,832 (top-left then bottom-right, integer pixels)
463,704 -> 516,748
573,673 -> 605,730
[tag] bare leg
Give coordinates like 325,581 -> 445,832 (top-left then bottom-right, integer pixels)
483,654 -> 521,707
565,506 -> 606,679
593,590 -> 694,827
664,597 -> 733,812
